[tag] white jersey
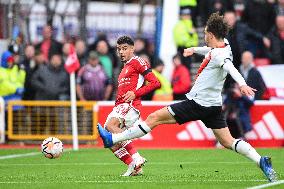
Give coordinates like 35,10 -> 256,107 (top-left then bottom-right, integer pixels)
186,40 -> 234,107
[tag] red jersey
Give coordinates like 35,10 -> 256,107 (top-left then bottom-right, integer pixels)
115,56 -> 160,110
172,64 -> 191,94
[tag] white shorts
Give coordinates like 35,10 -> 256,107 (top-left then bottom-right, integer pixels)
104,103 -> 140,129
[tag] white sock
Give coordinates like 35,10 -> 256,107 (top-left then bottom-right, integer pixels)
113,121 -> 151,144
132,152 -> 141,160
232,139 -> 261,165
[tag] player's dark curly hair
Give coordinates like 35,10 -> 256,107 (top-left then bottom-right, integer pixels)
117,36 -> 134,46
206,12 -> 229,40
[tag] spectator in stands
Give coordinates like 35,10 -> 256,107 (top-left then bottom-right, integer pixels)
76,51 -> 113,101
275,0 -> 284,15
134,37 -> 149,56
199,0 -> 234,26
75,39 -> 88,66
179,0 -> 198,26
36,25 -> 62,62
224,51 -> 266,138
241,0 -> 275,57
171,54 -> 191,100
20,45 -> 35,100
7,40 -> 21,66
267,15 -> 284,64
242,0 -> 276,35
20,45 -> 35,73
88,33 -> 118,69
8,39 -> 22,61
135,37 -> 154,65
152,59 -> 173,101
173,8 -> 198,71
62,42 -> 71,62
232,0 -> 246,19
13,31 -> 26,63
0,51 -> 26,100
223,83 -> 254,139
22,50 -> 46,100
96,40 -> 113,79
31,54 -> 69,100
239,51 -> 267,100
224,11 -> 271,69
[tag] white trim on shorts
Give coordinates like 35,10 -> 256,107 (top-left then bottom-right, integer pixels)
167,106 -> 176,116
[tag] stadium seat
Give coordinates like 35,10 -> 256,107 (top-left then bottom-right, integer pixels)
253,58 -> 271,67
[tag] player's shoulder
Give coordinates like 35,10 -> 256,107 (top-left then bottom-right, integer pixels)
130,56 -> 150,67
131,56 -> 147,63
211,46 -> 232,61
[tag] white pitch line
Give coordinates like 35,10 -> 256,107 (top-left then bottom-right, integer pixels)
0,149 -> 72,160
0,161 -> 254,166
0,179 -> 268,184
247,180 -> 284,189
73,179 -> 267,183
0,152 -> 40,160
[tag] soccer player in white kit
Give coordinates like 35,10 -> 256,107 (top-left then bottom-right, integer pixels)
98,13 -> 277,182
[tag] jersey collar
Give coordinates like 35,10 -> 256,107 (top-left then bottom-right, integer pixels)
125,56 -> 136,65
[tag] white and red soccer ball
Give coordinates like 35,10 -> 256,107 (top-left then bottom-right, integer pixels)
41,137 -> 63,159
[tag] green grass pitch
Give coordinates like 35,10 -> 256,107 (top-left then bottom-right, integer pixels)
0,148 -> 283,189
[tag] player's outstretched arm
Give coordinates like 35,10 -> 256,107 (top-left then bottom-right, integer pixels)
222,60 -> 256,97
183,48 -> 195,57
184,46 -> 211,57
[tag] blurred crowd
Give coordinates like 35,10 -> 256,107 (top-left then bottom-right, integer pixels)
0,0 -> 283,138
0,22 -> 177,103
175,0 -> 284,67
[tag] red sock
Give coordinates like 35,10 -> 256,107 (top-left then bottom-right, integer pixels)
121,140 -> 137,156
112,147 -> 133,165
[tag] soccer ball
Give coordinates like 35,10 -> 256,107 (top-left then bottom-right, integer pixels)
41,137 -> 63,159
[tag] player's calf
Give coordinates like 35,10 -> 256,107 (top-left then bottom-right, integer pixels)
112,146 -> 133,165
121,140 -> 139,158
111,143 -> 134,166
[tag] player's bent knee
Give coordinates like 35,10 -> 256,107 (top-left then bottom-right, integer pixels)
146,109 -> 172,129
105,118 -> 121,133
145,112 -> 162,128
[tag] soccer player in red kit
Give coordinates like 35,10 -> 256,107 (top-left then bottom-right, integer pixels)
102,36 -> 160,176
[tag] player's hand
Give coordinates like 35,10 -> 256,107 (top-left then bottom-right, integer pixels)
183,48 -> 194,57
232,88 -> 242,98
263,37 -> 271,48
123,91 -> 136,102
239,85 -> 257,97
